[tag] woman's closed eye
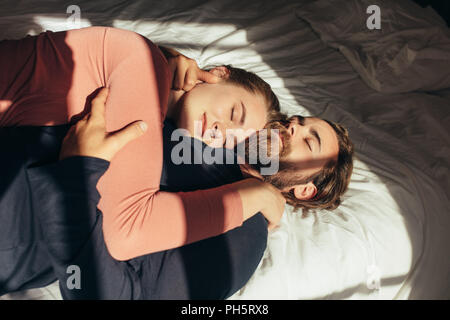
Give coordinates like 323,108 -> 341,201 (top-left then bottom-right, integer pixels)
231,102 -> 243,123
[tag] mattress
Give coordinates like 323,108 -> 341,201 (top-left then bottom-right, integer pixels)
0,0 -> 449,300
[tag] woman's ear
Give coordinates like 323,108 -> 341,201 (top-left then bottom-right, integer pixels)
209,66 -> 230,80
291,182 -> 317,200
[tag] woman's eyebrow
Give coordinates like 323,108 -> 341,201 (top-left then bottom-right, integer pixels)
240,100 -> 246,125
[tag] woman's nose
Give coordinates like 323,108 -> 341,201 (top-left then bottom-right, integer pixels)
212,121 -> 245,147
211,121 -> 226,141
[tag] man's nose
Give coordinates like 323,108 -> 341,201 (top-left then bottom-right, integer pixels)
287,121 -> 297,138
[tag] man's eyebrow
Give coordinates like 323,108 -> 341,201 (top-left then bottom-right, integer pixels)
240,100 -> 246,125
311,128 -> 321,152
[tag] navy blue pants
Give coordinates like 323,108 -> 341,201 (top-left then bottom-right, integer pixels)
0,124 -> 267,299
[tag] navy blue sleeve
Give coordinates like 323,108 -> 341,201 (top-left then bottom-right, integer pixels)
27,156 -> 109,262
144,213 -> 267,299
26,156 -> 138,299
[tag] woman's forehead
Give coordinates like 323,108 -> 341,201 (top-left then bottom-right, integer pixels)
225,83 -> 267,128
245,95 -> 268,129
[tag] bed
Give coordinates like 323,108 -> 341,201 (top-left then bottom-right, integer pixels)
0,0 -> 449,300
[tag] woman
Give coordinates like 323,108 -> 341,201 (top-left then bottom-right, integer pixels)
0,26 -> 285,262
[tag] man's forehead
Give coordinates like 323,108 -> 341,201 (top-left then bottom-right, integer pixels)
294,115 -> 339,155
291,115 -> 315,123
292,115 -> 329,128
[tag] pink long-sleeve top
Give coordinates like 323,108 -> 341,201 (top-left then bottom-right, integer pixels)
0,26 -> 243,260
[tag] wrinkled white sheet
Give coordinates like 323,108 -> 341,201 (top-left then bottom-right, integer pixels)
297,0 -> 450,93
1,0 -> 449,300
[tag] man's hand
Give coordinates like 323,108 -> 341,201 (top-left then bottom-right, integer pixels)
164,47 -> 220,91
59,87 -> 148,162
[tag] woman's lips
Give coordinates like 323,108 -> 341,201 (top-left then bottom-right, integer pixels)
201,112 -> 207,136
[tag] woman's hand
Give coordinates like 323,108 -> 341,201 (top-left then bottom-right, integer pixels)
235,178 -> 286,231
160,46 -> 220,91
260,182 -> 287,231
59,87 -> 148,162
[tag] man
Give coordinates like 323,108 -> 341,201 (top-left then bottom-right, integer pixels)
241,114 -> 354,212
19,83 -> 353,299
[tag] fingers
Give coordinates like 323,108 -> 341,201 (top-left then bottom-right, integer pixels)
89,87 -> 109,124
172,65 -> 196,91
183,70 -> 219,91
108,120 -> 148,153
168,58 -> 177,88
198,70 -> 220,84
59,86 -> 148,162
183,70 -> 198,91
168,55 -> 218,91
173,61 -> 186,90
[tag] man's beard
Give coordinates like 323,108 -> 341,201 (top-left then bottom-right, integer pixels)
239,119 -> 292,173
239,117 -> 312,190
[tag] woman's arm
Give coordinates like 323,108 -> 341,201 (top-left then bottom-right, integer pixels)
89,28 -> 283,261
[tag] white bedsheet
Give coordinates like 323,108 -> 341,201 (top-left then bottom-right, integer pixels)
1,0 -> 449,300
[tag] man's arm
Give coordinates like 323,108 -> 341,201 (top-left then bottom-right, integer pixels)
25,88 -> 146,299
27,155 -> 140,299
